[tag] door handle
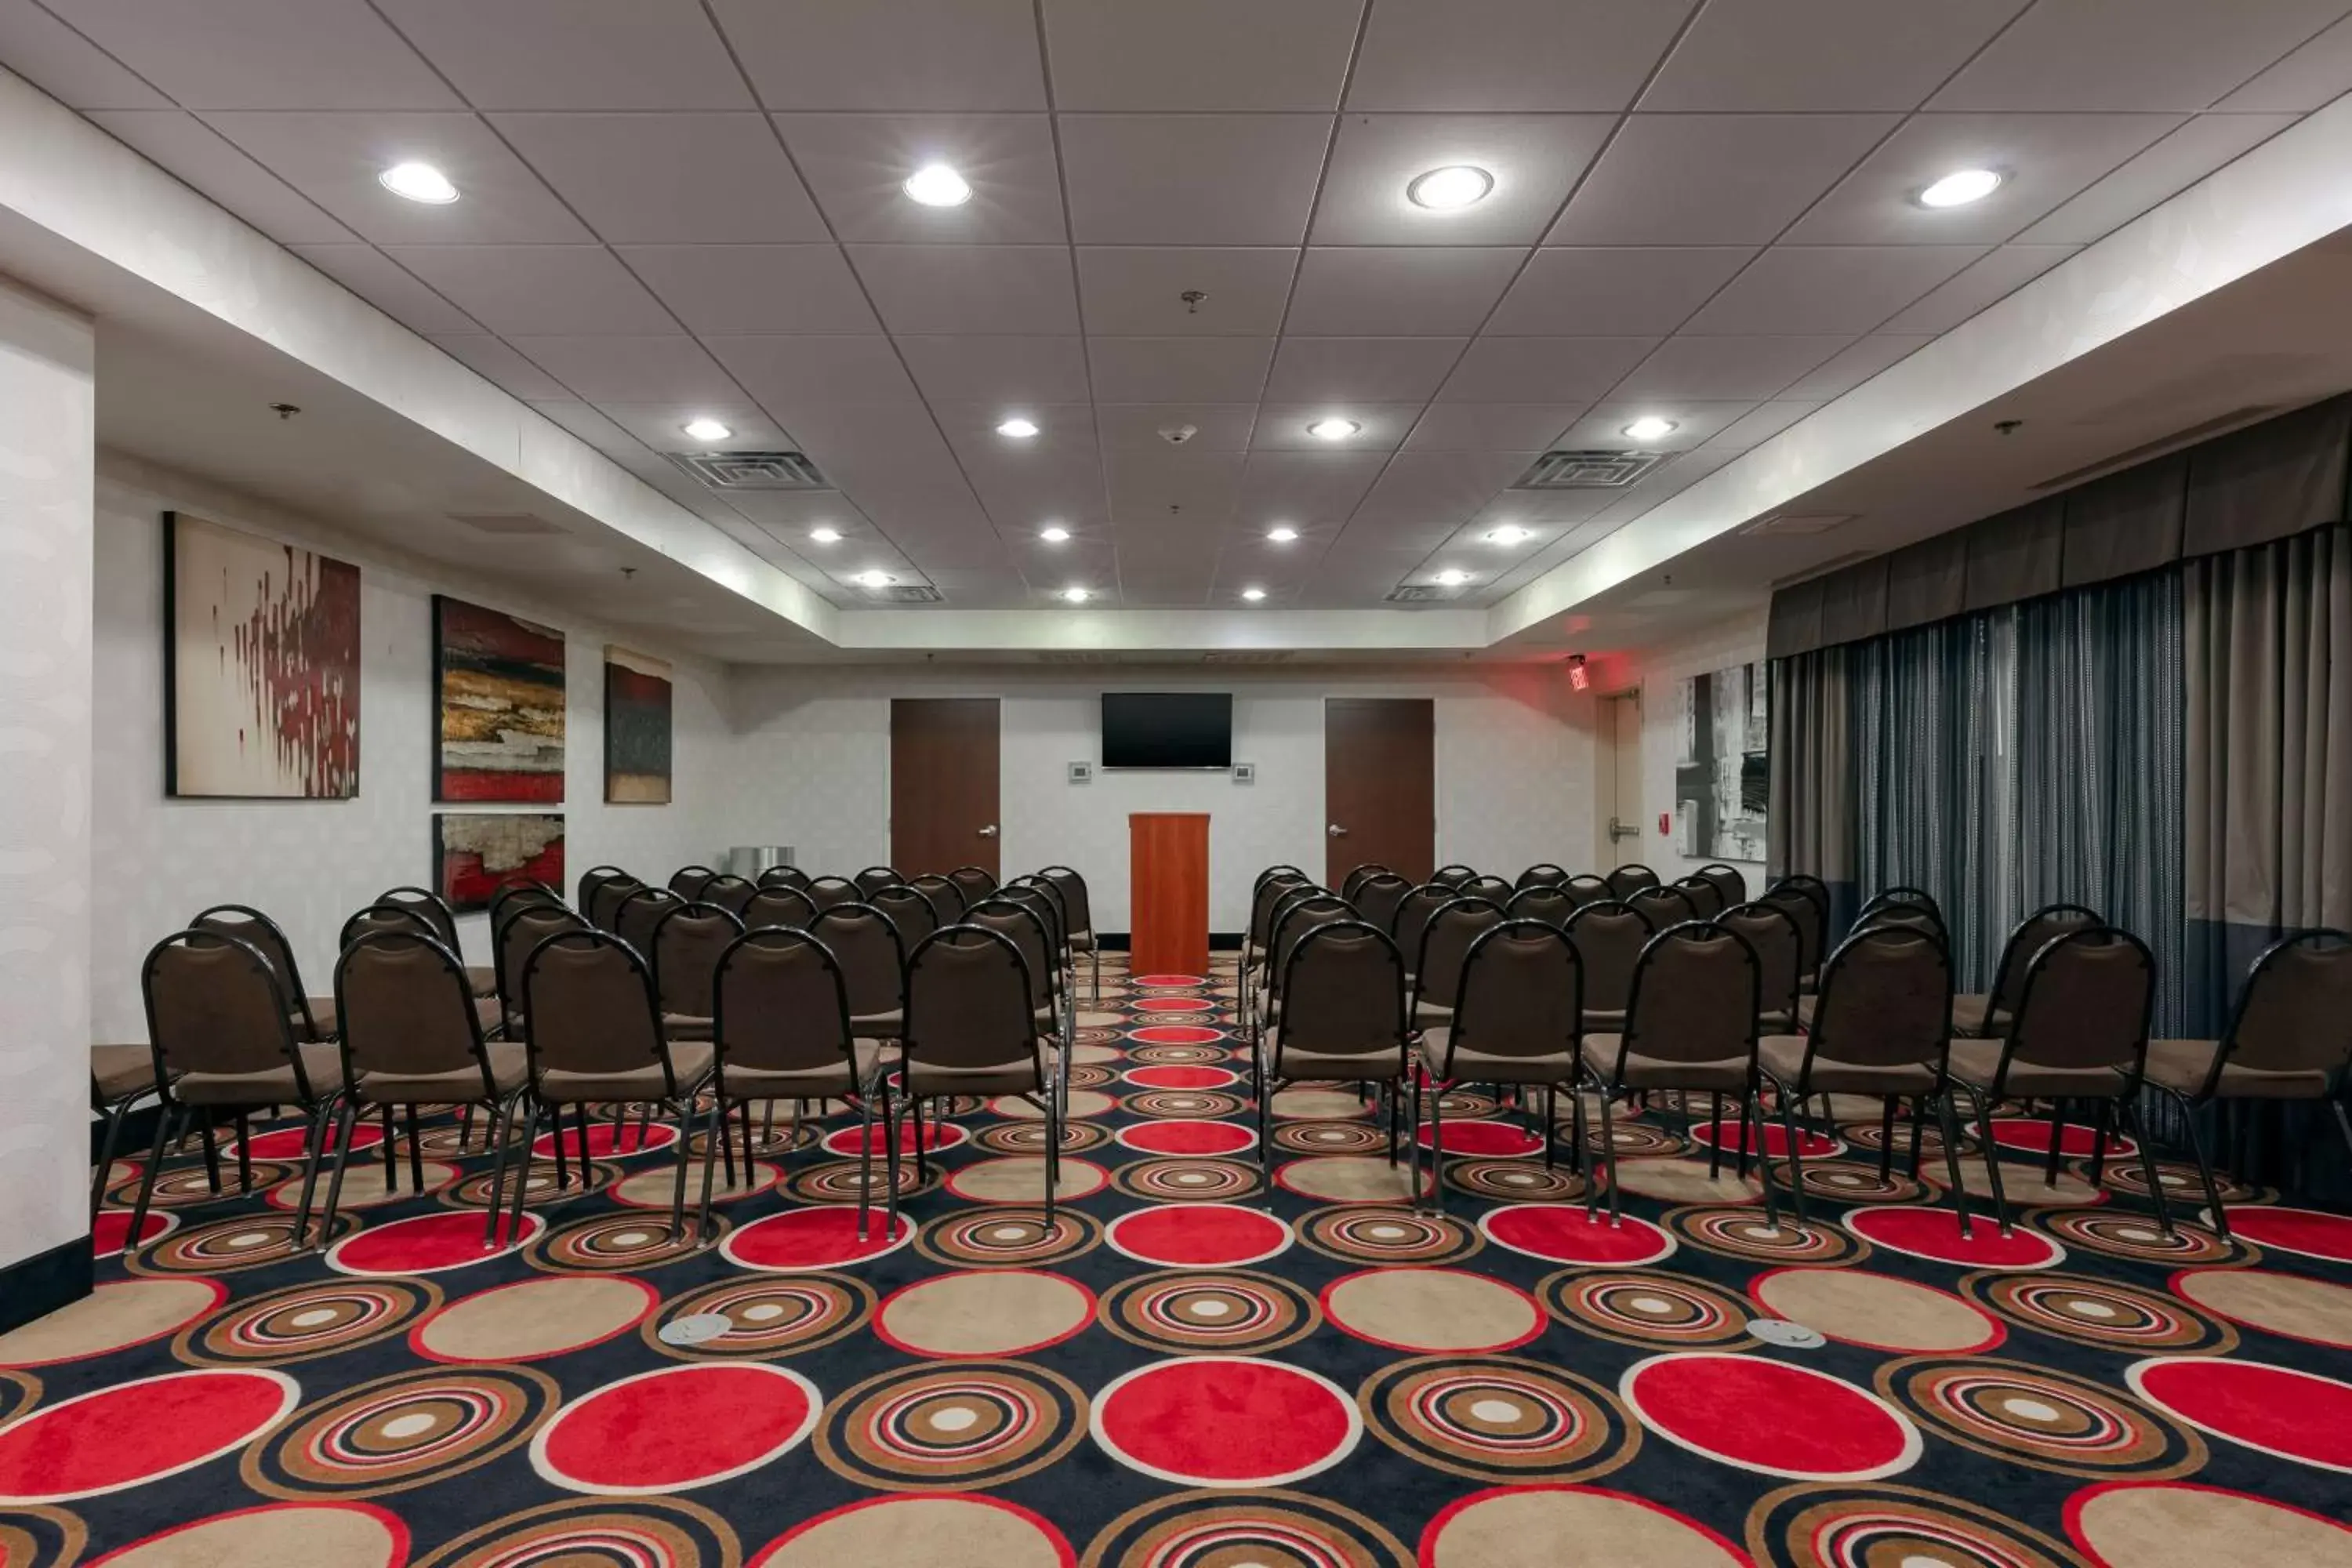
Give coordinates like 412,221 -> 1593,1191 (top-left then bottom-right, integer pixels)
978,824 -> 999,838
1607,816 -> 1640,842
1327,823 -> 1347,837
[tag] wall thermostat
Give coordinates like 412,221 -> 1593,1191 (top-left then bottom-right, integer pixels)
1232,762 -> 1255,784
1068,761 -> 1092,784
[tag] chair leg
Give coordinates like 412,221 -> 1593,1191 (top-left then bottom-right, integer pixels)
198,1111 -> 222,1194
320,1099 -> 361,1244
2088,1099 -> 2114,1189
125,1101 -> 176,1253
506,1098 -> 542,1246
1543,1085 -> 1557,1171
235,1111 -> 253,1193
481,1098 -> 514,1248
1930,1091 -> 1973,1238
668,1098 -> 695,1243
1907,1098 -> 1928,1178
912,1096 -> 929,1184
1706,1091 -> 1726,1181
1749,1088 -> 1780,1230
1428,1076 -> 1446,1217
459,1103 -> 475,1151
2332,1093 -> 2352,1170
550,1100 -> 568,1189
292,1098 -> 334,1248
2043,1099 -> 2071,1189
1966,1087 -> 2012,1236
853,1083 -> 876,1242
1878,1097 -> 1897,1181
1597,1089 -> 1622,1228
884,1094 -> 910,1243
1776,1079 -> 1809,1224
380,1103 -> 397,1191
91,1095 -> 133,1217
574,1103 -> 594,1186
2116,1092 -> 2174,1238
407,1105 -> 426,1193
2158,1085 -> 2229,1241
1043,1088 -> 1060,1226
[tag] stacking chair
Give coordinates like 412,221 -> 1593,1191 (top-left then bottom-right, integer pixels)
652,902 -> 746,1040
579,866 -> 630,913
326,931 -> 528,1244
1505,884 -> 1576,928
1582,923 -> 1772,1226
613,886 -> 684,960
583,871 -> 642,932
967,898 -> 1068,1114
892,926 -> 1058,1232
707,927 -> 893,1237
909,873 -> 964,920
808,903 -> 909,1043
1626,884 -> 1697,927
805,875 -> 862,912
1955,902 -> 2101,1037
194,904 -> 334,1042
1859,885 -> 1941,922
1256,920 -> 1410,1174
1564,901 -> 1655,1038
1038,866 -> 1102,1004
1696,863 -> 1748,909
1716,902 -> 1803,1033
1563,873 -> 1612,908
1515,863 -> 1570,891
1243,867 -> 1312,981
1411,896 -> 1505,1033
1256,890 -> 1352,1054
1339,863 -> 1390,900
1413,921 -> 1584,1212
495,903 -> 583,1040
376,885 -> 495,997
1763,877 -> 1828,993
1854,898 -> 1948,944
700,874 -> 758,917
1352,871 -> 1414,935
1757,925 -> 1967,1223
757,865 -> 811,891
2141,928 -> 2352,1238
742,885 -> 818,931
487,880 -> 561,937
515,930 -> 713,1241
1389,884 -> 1460,983
947,866 -> 999,906
669,866 -> 718,899
855,866 -> 905,897
1462,874 -> 1516,905
1005,879 -> 1077,1027
1943,927 -> 2169,1237
870,883 -> 942,950
339,902 -> 437,950
131,930 -> 341,1250
1606,864 -> 1661,898
1673,874 -> 1727,918
1432,865 -> 1478,889
90,1046 -> 160,1216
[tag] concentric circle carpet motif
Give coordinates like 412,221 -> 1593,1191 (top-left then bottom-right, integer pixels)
8,952 -> 2352,1563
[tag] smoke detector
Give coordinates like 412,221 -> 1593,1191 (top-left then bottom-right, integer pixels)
1160,423 -> 1199,445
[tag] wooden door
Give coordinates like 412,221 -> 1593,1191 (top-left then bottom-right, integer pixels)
1324,698 -> 1434,887
891,698 -> 1000,877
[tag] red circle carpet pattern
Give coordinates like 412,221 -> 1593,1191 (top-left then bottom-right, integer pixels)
39,949 -> 2352,1556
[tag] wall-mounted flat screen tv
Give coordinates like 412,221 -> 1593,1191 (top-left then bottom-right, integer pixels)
1102,692 -> 1232,769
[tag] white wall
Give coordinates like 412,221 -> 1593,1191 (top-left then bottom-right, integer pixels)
727,664 -> 1597,934
90,455 -> 733,1040
1622,608 -> 1773,892
0,277 -> 93,1278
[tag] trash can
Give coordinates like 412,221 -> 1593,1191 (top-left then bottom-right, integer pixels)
727,846 -> 794,880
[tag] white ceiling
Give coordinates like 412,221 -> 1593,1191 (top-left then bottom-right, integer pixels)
5,0 -> 2351,617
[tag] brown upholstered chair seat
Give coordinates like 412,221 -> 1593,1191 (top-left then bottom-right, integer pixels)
662,1012 -> 714,1041
1068,928 -> 1097,952
1416,1028 -> 1572,1084
539,1042 -> 713,1105
92,1044 -> 155,1101
297,996 -> 339,1039
1950,994 -> 2011,1037
176,1041 -> 343,1105
467,964 -> 497,998
855,1007 -> 906,1035
724,1039 -> 886,1099
2143,1038 -> 2330,1100
1759,1035 -> 1938,1095
904,1059 -> 1044,1098
1944,1037 -> 2127,1098
1580,1007 -> 1625,1035
1582,1033 -> 1748,1092
358,1040 -> 528,1103
1414,998 -> 1454,1030
1794,995 -> 1818,1030
1759,1007 -> 1794,1033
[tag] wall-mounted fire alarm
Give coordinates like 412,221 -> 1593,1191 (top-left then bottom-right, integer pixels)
1068,761 -> 1092,784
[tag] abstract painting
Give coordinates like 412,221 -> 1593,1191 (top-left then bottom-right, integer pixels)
434,596 -> 564,802
604,645 -> 673,804
434,812 -> 565,913
165,512 -> 361,798
1674,662 -> 1769,862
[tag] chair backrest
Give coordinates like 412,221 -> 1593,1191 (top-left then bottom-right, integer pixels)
1505,884 -> 1576,928
1621,923 -> 1761,1072
613,886 -> 684,960
1672,874 -> 1726,919
2003,927 -> 2155,1078
1565,900 -> 1655,1014
1696,863 -> 1748,909
808,902 -> 909,1018
757,865 -> 811,891
741,885 -> 818,931
1762,880 -> 1826,980
376,885 -> 460,949
948,866 -> 999,905
1339,863 -> 1390,901
1986,902 -> 2103,1017
1005,877 -> 1069,958
1804,925 -> 1952,1070
668,866 -> 717,899
904,926 -> 1041,1075
1414,895 -> 1506,1010
1272,920 -> 1407,1076
335,930 -> 487,1088
1038,866 -> 1094,937
869,884 -> 942,948
143,929 -> 307,1088
1606,863 -> 1661,898
1388,883 -> 1459,967
1853,903 -> 1948,944
577,865 -> 629,913
497,903 -> 584,1013
341,902 -> 437,951
1446,920 -> 1581,1069
855,866 -> 905,896
966,898 -> 1054,1010
1515,863 -> 1569,890
586,875 -> 644,933
1461,874 -> 1515,905
909,873 -> 964,919
1626,884 -> 1697,927
1269,893 -> 1352,1001
652,902 -> 746,1020
1250,871 -> 1312,950
1563,873 -> 1611,909
700,874 -> 758,916
192,905 -> 314,1033
1431,864 -> 1477,889
521,929 -> 673,1083
1352,872 -> 1414,933
1860,885 -> 1941,920
488,880 -> 561,934
804,876 -> 861,913
2223,927 -> 2352,1077
712,927 -> 857,1076
1714,901 -> 1801,1023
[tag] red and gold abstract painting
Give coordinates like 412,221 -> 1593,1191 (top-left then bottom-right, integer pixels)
604,645 -> 673,804
434,596 -> 565,803
434,812 -> 565,912
165,512 -> 361,798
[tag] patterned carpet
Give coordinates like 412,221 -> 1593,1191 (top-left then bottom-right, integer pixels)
7,953 -> 2352,1566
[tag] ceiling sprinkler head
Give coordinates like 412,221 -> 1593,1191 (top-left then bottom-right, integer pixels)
1160,423 -> 1200,445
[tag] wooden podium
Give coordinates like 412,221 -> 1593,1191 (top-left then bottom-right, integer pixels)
1129,812 -> 1209,976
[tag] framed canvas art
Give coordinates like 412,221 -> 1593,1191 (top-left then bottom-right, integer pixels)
604,645 -> 673,804
164,512 -> 361,798
434,812 -> 565,912
434,595 -> 564,802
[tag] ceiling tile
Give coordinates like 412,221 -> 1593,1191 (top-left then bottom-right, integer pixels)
1343,450 -> 1540,543
1087,336 -> 1276,402
1699,399 -> 1822,451
706,334 -> 924,408
1402,404 -> 1583,452
87,110 -> 355,243
1041,0 -> 1359,110
1553,401 -> 1758,450
290,243 -> 479,332
201,111 -> 593,243
1094,405 -> 1261,450
1881,243 -> 2079,332
491,113 -> 824,244
2216,13 -> 2352,109
381,245 -> 677,334
1235,451 -> 1388,524
711,0 -> 1044,110
1780,333 -> 1933,398
1105,447 -> 1247,523
1263,336 -> 1465,403
1311,114 -> 1614,245
376,0 -> 751,109
777,113 -> 1064,242
1642,0 -> 2030,111
895,335 -> 1091,405
1436,336 -> 1660,402
1075,248 -> 1298,336
1284,249 -> 1525,336
1486,246 -> 1754,336
1250,404 -> 1425,452
847,245 -> 1078,336
0,0 -> 169,107
930,401 -> 1098,456
432,334 -> 572,399
1548,114 -> 1899,245
44,0 -> 457,108
2013,114 -> 2301,245
1347,0 -> 1697,111
592,401 -> 793,453
615,245 -> 880,335
1610,335 -> 1853,400
1682,245 -> 1986,334
1780,112 -> 2184,244
1058,114 -> 1332,245
510,333 -> 746,403
1930,0 -> 2350,111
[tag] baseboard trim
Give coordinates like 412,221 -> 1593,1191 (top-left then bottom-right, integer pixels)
0,1233 -> 93,1336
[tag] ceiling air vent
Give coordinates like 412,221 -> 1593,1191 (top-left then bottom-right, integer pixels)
666,449 -> 830,491
1033,651 -> 1127,665
866,584 -> 943,604
448,512 -> 563,535
1512,449 -> 1671,490
1199,651 -> 1295,664
1385,584 -> 1459,603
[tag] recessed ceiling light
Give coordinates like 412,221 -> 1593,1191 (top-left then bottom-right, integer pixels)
1266,526 -> 1299,544
1307,417 -> 1360,441
1241,586 -> 1267,602
1436,568 -> 1471,587
1406,164 -> 1494,210
681,416 -> 731,443
1917,168 -> 2002,209
809,526 -> 841,544
855,569 -> 895,588
996,416 -> 1040,439
1062,586 -> 1091,604
1039,525 -> 1070,543
378,162 -> 458,204
1621,416 -> 1679,442
1483,525 -> 1535,545
903,163 -> 972,207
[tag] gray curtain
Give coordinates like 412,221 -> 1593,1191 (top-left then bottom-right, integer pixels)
1766,649 -> 1857,930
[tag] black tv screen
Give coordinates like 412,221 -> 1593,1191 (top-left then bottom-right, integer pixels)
1102,692 -> 1232,769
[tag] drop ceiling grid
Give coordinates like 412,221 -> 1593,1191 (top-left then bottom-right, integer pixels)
14,0 -> 2347,612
